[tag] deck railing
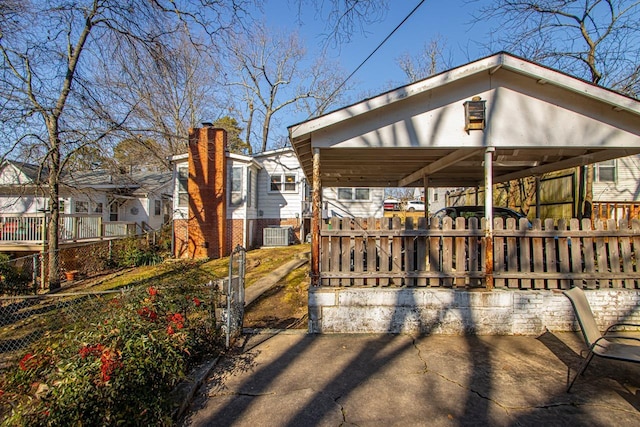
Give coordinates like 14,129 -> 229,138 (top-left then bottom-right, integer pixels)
319,216 -> 640,289
0,213 -> 136,244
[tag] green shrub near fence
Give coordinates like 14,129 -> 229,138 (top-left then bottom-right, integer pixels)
0,254 -> 33,296
0,283 -> 221,426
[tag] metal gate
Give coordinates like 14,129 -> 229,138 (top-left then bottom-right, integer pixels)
220,245 -> 246,348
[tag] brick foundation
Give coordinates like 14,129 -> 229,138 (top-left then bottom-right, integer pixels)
173,219 -> 189,258
227,219 -> 245,253
308,288 -> 640,335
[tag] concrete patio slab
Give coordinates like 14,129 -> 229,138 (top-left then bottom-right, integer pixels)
181,331 -> 640,426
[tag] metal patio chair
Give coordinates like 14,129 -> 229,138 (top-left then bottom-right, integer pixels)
563,286 -> 640,392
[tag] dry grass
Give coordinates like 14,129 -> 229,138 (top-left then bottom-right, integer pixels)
64,244 -> 310,292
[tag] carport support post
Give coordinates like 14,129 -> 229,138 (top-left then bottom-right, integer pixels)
423,175 -> 429,218
484,147 -> 495,290
311,148 -> 321,286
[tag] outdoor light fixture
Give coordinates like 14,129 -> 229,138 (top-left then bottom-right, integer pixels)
464,96 -> 486,133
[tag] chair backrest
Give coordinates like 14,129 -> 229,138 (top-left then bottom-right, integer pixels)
563,287 -> 602,347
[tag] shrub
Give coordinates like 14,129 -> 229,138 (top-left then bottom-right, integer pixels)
1,284 -> 221,426
115,238 -> 165,267
0,254 -> 33,295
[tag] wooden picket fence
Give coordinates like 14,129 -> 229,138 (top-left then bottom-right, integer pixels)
319,216 -> 640,289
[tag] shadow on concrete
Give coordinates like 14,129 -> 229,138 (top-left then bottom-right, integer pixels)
181,291 -> 640,426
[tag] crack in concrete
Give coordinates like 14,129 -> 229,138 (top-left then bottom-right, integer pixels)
407,335 -> 637,418
409,335 -> 512,415
207,390 -> 277,398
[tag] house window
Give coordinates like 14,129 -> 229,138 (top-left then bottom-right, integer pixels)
595,160 -> 616,182
247,169 -> 253,207
154,200 -> 161,216
338,188 -> 370,201
270,173 -> 297,193
230,167 -> 243,206
177,166 -> 188,207
93,202 -> 103,214
75,201 -> 89,213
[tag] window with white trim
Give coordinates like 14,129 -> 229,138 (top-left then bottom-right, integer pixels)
93,202 -> 103,214
595,160 -> 616,182
269,173 -> 297,193
247,169 -> 253,207
154,200 -> 161,216
337,188 -> 370,201
230,167 -> 243,206
177,166 -> 188,207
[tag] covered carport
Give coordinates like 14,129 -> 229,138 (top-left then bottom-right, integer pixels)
289,52 -> 640,291
289,52 -> 640,334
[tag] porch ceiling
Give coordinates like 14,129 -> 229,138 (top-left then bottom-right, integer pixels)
291,145 -> 640,188
289,53 -> 640,188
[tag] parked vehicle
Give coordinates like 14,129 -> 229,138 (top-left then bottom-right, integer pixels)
383,199 -> 401,211
405,200 -> 425,212
432,206 -> 528,224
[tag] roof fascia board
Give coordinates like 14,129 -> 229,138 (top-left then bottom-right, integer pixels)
227,152 -> 262,169
168,153 -> 188,162
499,55 -> 640,114
252,146 -> 295,157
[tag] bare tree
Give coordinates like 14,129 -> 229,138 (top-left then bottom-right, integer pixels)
0,0 -> 247,289
296,0 -> 390,46
473,0 -> 640,93
108,30 -> 223,162
226,22 -> 349,153
396,36 -> 451,82
473,0 -> 640,217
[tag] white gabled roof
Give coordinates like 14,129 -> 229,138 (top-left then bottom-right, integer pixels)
290,52 -> 640,140
288,52 -> 640,188
252,146 -> 295,158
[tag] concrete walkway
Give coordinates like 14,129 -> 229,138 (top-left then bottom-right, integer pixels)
244,254 -> 309,307
181,331 -> 640,426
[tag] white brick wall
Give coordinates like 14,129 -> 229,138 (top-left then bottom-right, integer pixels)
308,288 -> 640,335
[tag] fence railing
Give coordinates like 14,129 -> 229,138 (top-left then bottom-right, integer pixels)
593,201 -> 640,223
0,213 -> 136,243
0,214 -> 45,242
319,216 -> 640,289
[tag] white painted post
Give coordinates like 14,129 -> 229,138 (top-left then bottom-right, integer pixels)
484,147 -> 495,289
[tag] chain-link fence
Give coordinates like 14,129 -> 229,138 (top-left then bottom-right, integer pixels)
0,253 -> 39,295
0,227 -> 172,294
0,282 -> 220,369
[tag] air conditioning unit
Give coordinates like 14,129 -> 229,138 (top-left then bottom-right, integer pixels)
263,227 -> 291,247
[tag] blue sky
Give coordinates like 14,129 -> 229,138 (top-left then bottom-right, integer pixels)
261,0 -> 494,97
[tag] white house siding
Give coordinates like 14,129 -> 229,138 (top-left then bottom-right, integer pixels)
255,149 -> 303,219
0,195 -> 48,213
226,162 -> 259,223
593,154 -> 640,202
322,187 -> 385,218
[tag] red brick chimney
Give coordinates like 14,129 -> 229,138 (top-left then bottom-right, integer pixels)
187,126 -> 228,259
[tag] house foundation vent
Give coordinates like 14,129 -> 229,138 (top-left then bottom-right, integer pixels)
263,227 -> 291,247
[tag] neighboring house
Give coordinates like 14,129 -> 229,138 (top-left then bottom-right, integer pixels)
592,155 -> 640,203
64,168 -> 173,231
170,127 -> 383,259
0,160 -> 172,251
